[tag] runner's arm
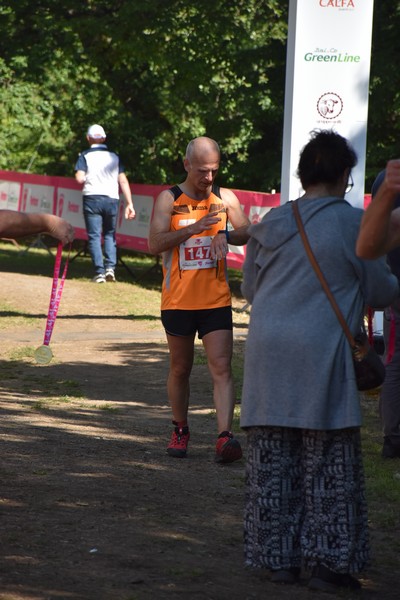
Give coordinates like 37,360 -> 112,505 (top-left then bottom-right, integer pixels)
210,188 -> 250,259
357,159 -> 400,258
221,188 -> 250,245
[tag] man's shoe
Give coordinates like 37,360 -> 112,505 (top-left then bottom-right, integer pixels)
105,269 -> 116,282
382,436 -> 400,458
167,426 -> 190,458
92,273 -> 106,283
215,431 -> 242,464
308,564 -> 361,593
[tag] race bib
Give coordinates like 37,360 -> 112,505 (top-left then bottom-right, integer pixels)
179,236 -> 217,270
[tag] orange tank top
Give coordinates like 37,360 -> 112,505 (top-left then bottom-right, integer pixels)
161,185 -> 231,310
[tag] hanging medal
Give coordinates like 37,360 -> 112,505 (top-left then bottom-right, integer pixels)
34,243 -> 70,365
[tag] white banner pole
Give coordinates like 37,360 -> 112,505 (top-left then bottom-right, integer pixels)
281,0 -> 375,208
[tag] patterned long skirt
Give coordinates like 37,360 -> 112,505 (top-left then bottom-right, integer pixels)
244,426 -> 370,573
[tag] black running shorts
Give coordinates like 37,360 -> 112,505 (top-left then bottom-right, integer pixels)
161,306 -> 233,339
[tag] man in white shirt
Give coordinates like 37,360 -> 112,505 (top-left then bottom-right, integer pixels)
75,124 -> 135,282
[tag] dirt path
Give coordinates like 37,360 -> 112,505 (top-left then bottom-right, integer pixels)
0,271 -> 397,600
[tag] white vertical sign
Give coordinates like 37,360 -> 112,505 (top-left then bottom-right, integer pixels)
281,0 -> 375,207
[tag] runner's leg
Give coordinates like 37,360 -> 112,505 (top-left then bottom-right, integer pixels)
166,333 -> 195,421
202,329 -> 234,433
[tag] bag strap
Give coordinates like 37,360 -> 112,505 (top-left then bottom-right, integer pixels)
291,199 -> 356,348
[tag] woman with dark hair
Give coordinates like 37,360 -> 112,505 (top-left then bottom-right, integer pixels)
240,130 -> 398,592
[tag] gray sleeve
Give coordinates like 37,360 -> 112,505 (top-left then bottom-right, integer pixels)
241,237 -> 260,304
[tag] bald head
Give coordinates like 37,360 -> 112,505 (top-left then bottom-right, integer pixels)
182,137 -> 221,195
185,137 -> 220,164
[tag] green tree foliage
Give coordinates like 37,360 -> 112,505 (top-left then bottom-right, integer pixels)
367,2 -> 400,189
0,1 -> 395,193
0,0 -> 287,190
0,2 -> 125,175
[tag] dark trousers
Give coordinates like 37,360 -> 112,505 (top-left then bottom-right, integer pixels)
83,196 -> 119,274
381,297 -> 400,439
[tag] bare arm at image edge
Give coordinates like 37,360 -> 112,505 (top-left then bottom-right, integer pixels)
356,160 -> 400,258
0,211 -> 75,245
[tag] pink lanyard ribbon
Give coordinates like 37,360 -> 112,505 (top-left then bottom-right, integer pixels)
43,243 -> 70,347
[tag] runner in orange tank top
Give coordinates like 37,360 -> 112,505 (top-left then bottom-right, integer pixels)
148,136 -> 250,462
161,184 -> 231,310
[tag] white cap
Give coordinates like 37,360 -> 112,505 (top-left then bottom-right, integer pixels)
87,124 -> 106,139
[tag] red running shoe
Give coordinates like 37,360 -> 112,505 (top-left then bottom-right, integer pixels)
215,431 -> 242,464
167,425 -> 190,458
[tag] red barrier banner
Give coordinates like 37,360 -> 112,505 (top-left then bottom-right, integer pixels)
116,184 -> 165,254
0,169 -> 371,270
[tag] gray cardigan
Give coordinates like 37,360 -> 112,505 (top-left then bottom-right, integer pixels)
240,196 -> 399,431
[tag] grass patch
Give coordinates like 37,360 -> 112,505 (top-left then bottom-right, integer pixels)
0,358 -> 84,405
0,240 -> 245,296
0,240 -> 163,289
32,396 -> 74,410
0,302 -> 37,329
232,405 -> 241,433
361,391 -> 400,538
0,241 -> 246,333
7,346 -> 36,361
193,347 -> 208,366
98,403 -> 119,412
32,400 -> 49,410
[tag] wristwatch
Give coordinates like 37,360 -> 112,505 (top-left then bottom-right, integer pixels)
217,229 -> 230,242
